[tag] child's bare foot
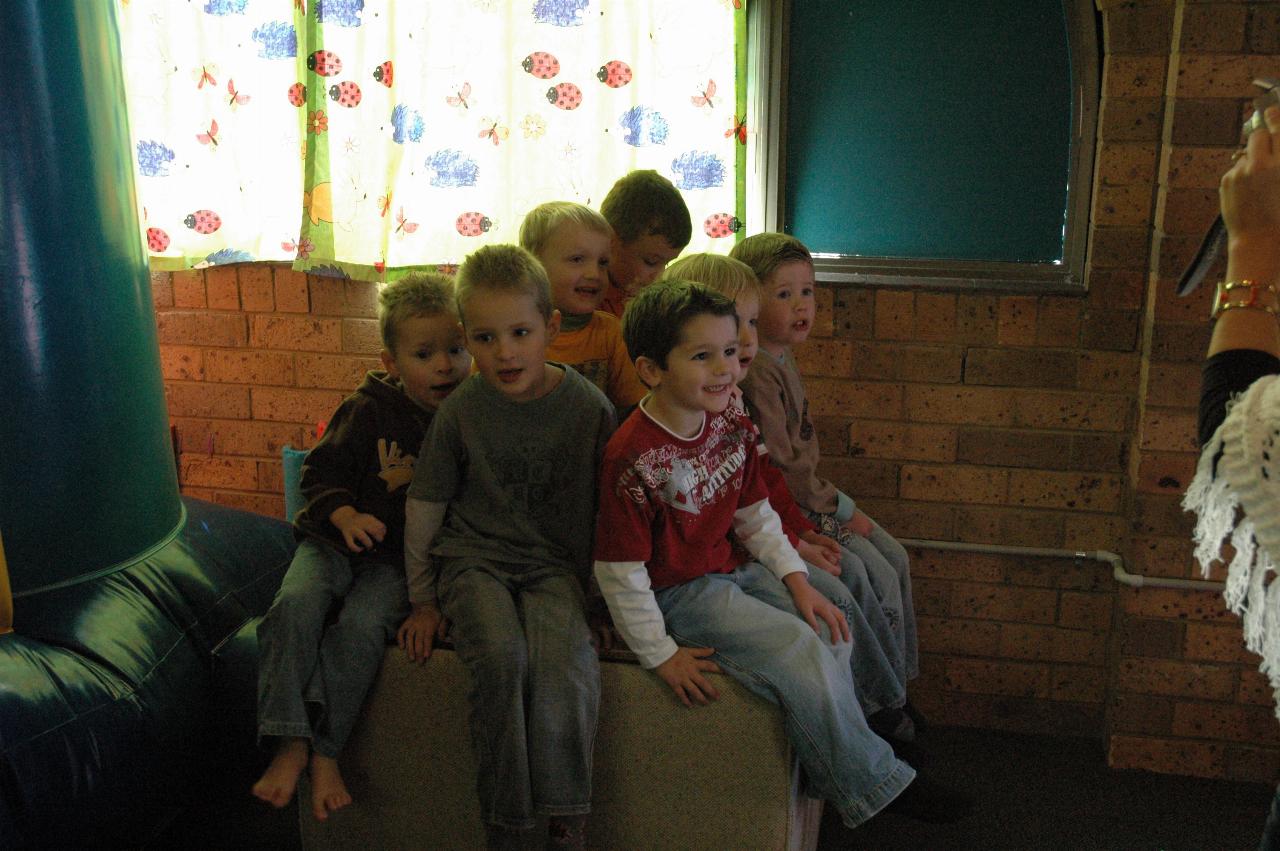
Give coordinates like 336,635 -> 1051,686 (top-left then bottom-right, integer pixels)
310,753 -> 352,821
252,738 -> 309,808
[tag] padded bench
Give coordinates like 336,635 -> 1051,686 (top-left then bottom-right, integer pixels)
299,647 -> 823,851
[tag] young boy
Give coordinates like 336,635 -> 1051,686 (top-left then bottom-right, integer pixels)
594,280 -> 968,830
597,169 -> 691,317
662,254 -> 910,727
252,272 -> 471,821
731,233 -> 921,729
397,245 -> 615,851
519,200 -> 646,412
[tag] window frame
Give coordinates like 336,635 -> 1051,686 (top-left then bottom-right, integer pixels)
747,0 -> 1100,294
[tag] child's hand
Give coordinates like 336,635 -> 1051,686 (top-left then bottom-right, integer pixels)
783,573 -> 851,644
397,602 -> 448,664
798,531 -> 841,575
840,511 -> 873,538
655,647 -> 722,707
331,507 -> 387,552
587,601 -> 615,653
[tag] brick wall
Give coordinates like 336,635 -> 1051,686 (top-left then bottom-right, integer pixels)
148,0 -> 1280,783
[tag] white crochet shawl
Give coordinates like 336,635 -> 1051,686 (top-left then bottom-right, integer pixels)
1185,373 -> 1280,718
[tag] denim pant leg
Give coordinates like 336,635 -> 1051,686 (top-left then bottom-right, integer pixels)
519,568 -> 599,818
840,531 -> 917,682
655,564 -> 915,829
257,539 -> 351,744
439,559 -> 536,831
805,566 -> 906,715
310,560 -> 409,758
869,523 -> 918,680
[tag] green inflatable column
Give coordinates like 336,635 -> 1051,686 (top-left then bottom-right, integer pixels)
0,1 -> 183,596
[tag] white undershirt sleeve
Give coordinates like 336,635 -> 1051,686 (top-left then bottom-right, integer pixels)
593,560 -> 679,669
733,498 -> 808,582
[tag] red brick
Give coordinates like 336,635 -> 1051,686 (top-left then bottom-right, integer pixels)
996,296 -> 1037,345
833,290 -> 874,339
1119,616 -> 1185,658
1165,145 -> 1236,189
815,416 -> 852,456
343,317 -> 382,354
904,385 -> 1016,426
1014,390 -> 1130,432
251,387 -> 346,424
850,343 -> 963,384
855,498 -> 954,540
204,350 -> 296,386
172,270 -> 207,308
1070,433 -> 1127,472
309,277 -> 379,318
1109,693 -> 1175,735
1162,187 -> 1222,236
171,417 -> 303,457
1106,54 -> 1167,98
156,311 -> 248,347
999,624 -> 1108,665
178,454 -> 258,489
159,345 -> 204,381
1050,665 -> 1108,703
1008,470 -> 1124,512
1138,408 -> 1198,452
1063,514 -> 1127,550
1085,269 -> 1145,311
1172,702 -> 1280,745
1129,535 -> 1199,580
912,578 -> 952,618
964,348 -> 1078,389
900,463 -> 1007,504
1116,657 -> 1237,700
238,265 -> 275,312
205,267 -> 240,310
951,582 -> 1058,625
1153,276 -> 1215,322
1137,451 -> 1198,494
151,271 -> 174,308
274,268 -> 311,312
296,353 -> 382,390
250,316 -> 343,352
1224,744 -> 1280,784
816,457 -> 898,499
1131,493 -> 1198,539
258,459 -> 284,493
1105,4 -> 1174,54
1251,6 -> 1280,53
1091,227 -> 1152,272
913,294 -> 956,342
1004,557 -> 1113,592
813,287 -> 835,338
180,486 -> 217,502
1185,623 -> 1255,664
211,490 -> 285,519
1108,735 -> 1225,779
165,383 -> 250,419
1095,142 -> 1160,186
955,295 -> 998,344
953,506 -> 1067,549
1239,668 -> 1274,706
916,616 -> 1001,656
848,420 -> 956,463
1154,232 -> 1205,280
793,338 -> 855,378
1144,362 -> 1202,408
874,290 -> 914,340
1174,54 -> 1259,99
807,379 -> 903,419
1100,96 -> 1165,141
1169,97 -> 1250,148
1035,297 -> 1084,347
1180,4 -> 1247,54
1095,182 -> 1155,228
1059,591 -> 1115,631
944,658 -> 1050,698
1077,351 -> 1140,393
910,550 -> 1006,583
955,427 -> 1065,469
1150,320 -> 1213,362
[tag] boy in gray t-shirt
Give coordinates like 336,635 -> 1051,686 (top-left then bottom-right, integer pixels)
398,245 -> 615,851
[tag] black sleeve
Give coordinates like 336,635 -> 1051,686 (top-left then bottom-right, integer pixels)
1198,349 -> 1280,447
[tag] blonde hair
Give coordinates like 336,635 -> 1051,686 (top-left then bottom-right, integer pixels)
519,201 -> 612,257
378,271 -> 457,352
455,244 -> 553,323
729,233 -> 813,286
663,253 -> 762,302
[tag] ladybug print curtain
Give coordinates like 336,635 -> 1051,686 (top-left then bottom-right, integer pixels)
118,0 -> 746,282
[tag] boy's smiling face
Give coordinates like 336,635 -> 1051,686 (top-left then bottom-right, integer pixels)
539,221 -> 611,316
462,290 -> 561,403
609,230 -> 681,295
638,312 -> 740,437
757,260 -> 816,356
381,312 -> 472,410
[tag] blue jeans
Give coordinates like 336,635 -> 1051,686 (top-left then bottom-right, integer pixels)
257,539 -> 409,758
810,512 -> 920,681
438,557 -> 600,831
805,565 -> 906,715
654,562 -> 915,829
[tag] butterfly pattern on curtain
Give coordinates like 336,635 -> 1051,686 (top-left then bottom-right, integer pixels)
118,0 -> 747,282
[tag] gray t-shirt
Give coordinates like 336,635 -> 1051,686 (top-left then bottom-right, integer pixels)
407,364 -> 616,579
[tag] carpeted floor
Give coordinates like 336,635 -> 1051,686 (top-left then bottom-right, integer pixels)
153,726 -> 1274,850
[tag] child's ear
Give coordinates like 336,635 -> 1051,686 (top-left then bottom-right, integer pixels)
546,308 -> 562,341
634,355 -> 662,389
379,348 -> 398,376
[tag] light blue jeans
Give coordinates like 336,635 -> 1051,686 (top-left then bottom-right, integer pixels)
810,512 -> 920,681
805,565 -> 906,715
257,539 -> 409,758
654,562 -> 915,829
438,557 -> 600,831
